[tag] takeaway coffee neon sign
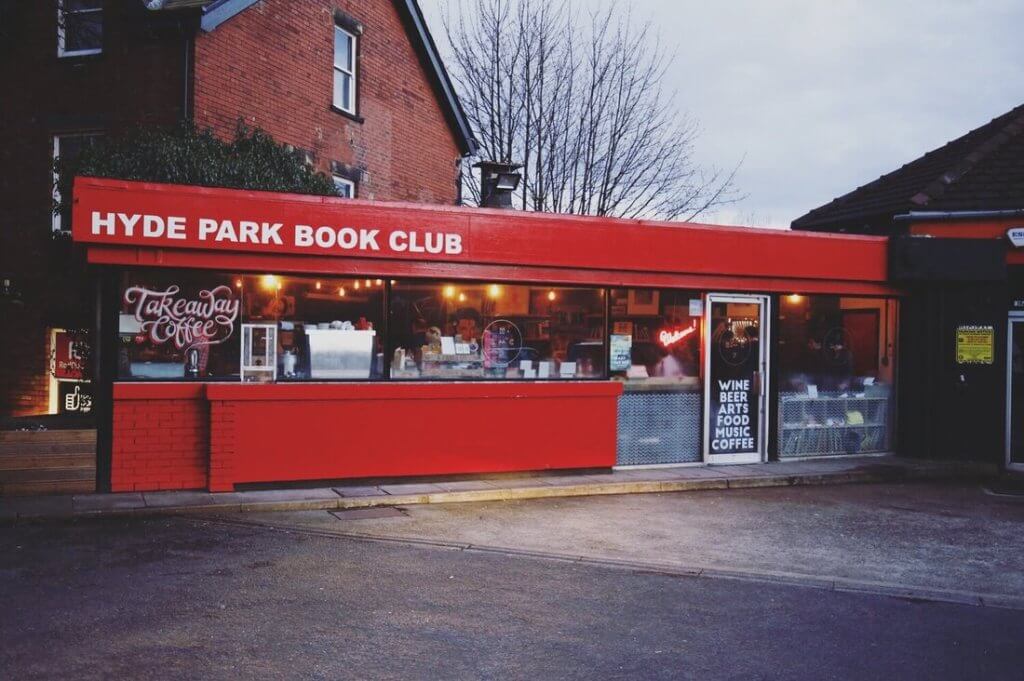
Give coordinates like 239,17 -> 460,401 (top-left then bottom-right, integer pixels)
123,285 -> 240,350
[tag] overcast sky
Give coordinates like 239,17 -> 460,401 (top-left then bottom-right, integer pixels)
420,0 -> 1024,228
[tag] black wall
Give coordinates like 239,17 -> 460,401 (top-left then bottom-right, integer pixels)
893,237 -> 1008,463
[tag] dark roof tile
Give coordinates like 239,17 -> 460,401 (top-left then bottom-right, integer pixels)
793,102 -> 1024,231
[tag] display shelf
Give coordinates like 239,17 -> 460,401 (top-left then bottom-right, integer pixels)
778,389 -> 892,457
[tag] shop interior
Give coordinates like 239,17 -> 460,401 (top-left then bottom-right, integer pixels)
115,269 -> 899,460
388,281 -> 606,380
775,294 -> 898,457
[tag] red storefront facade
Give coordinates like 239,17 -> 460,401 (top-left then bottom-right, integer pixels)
74,177 -> 899,493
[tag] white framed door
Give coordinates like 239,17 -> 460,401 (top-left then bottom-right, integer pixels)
1006,315 -> 1024,471
703,294 -> 770,465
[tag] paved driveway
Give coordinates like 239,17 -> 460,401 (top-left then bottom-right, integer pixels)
238,480 -> 1024,604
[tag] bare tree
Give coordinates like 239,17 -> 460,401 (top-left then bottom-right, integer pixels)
442,0 -> 740,221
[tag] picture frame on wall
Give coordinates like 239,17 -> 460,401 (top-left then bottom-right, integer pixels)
627,289 -> 660,316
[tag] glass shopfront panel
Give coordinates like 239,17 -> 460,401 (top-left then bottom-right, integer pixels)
117,270 -> 385,381
776,295 -> 898,457
705,295 -> 768,464
388,280 -> 606,380
609,288 -> 705,465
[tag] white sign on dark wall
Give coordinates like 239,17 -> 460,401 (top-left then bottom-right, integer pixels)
1006,227 -> 1024,248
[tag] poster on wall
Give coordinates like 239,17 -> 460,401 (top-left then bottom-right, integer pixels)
956,325 -> 994,365
610,334 -> 632,371
53,331 -> 88,380
707,312 -> 761,456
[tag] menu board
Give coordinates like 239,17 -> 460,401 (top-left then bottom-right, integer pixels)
610,334 -> 632,371
708,312 -> 761,455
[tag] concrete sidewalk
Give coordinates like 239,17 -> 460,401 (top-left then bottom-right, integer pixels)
0,455 -> 996,521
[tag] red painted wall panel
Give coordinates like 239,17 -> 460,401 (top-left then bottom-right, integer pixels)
207,382 -> 621,489
111,382 -> 621,492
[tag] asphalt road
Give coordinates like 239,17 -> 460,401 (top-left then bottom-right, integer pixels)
3,485 -> 1024,680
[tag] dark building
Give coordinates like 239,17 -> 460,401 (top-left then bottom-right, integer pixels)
0,0 -> 476,419
793,103 -> 1024,471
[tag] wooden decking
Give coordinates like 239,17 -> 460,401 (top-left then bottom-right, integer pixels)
0,429 -> 96,496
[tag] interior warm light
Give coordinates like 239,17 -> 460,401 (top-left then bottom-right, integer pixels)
787,294 -> 803,304
375,279 -> 383,286
234,279 -> 243,289
365,279 -> 371,287
338,287 -> 346,297
260,275 -> 280,291
547,290 -> 556,301
488,284 -> 501,298
315,281 -> 322,290
354,280 -> 361,290
390,280 -> 396,285
458,292 -> 466,302
443,285 -> 456,299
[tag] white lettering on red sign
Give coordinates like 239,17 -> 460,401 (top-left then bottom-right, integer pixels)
90,212 -> 464,257
123,285 -> 240,350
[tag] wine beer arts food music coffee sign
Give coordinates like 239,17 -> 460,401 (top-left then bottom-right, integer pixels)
72,180 -> 469,262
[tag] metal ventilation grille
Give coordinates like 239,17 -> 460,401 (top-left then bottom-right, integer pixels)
616,391 -> 703,465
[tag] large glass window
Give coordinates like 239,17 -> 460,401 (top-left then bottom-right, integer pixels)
58,0 -> 103,57
609,288 -> 705,465
333,25 -> 358,114
117,271 -> 385,381
53,132 -> 103,232
776,295 -> 898,457
388,281 -> 606,380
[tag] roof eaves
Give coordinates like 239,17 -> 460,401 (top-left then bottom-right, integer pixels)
395,0 -> 478,156
911,110 -> 1024,207
793,102 -> 1024,229
200,0 -> 260,33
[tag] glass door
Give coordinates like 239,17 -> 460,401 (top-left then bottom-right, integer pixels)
703,294 -> 770,464
1007,316 -> 1024,470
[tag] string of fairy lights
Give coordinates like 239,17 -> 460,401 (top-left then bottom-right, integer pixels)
233,276 -> 561,302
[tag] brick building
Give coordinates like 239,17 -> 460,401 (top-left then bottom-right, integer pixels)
0,0 -> 476,421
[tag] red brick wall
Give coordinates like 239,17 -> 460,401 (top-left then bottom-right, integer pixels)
111,390 -> 209,492
192,0 -> 462,204
0,312 -> 52,417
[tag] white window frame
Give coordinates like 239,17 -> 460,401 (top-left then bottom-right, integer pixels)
332,25 -> 358,114
333,175 -> 356,198
57,0 -> 103,58
53,132 -> 102,232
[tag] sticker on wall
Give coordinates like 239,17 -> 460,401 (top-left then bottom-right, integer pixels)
58,381 -> 93,415
955,325 -> 994,365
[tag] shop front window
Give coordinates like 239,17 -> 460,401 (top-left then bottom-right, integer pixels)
117,271 -> 385,381
776,295 -> 898,457
388,281 -> 606,380
609,288 -> 705,465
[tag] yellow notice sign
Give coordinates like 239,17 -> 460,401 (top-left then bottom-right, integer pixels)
956,325 -> 994,364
